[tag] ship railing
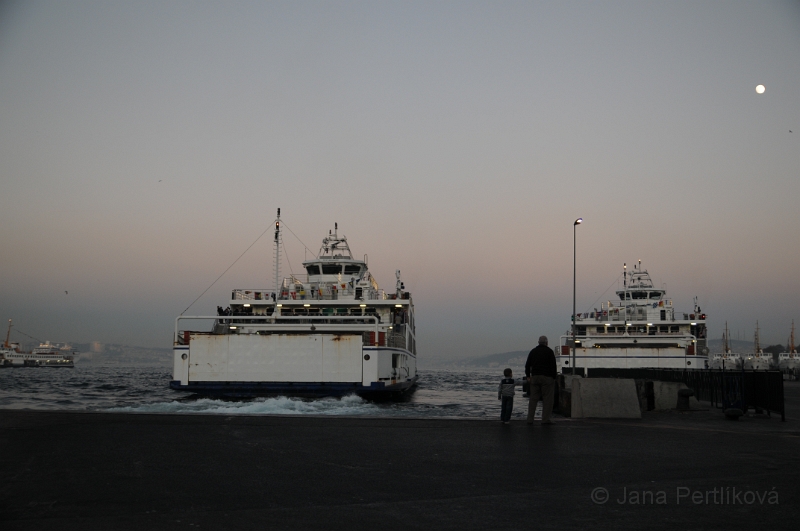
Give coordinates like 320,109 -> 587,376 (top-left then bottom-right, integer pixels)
583,329 -> 685,335
232,289 -> 276,301
559,333 -> 697,346
274,283 -> 386,301
575,314 -> 682,323
386,332 -> 407,350
175,315 -> 381,344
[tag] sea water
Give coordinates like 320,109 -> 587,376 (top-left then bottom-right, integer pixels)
0,366 -> 542,419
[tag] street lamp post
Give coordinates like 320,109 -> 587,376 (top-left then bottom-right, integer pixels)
572,218 -> 583,375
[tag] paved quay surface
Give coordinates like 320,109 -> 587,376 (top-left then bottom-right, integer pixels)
1,383 -> 799,530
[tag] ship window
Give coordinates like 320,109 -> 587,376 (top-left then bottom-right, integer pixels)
321,264 -> 342,275
596,327 -> 604,334
670,325 -> 679,333
344,265 -> 361,275
632,291 -> 647,299
306,265 -> 320,275
659,326 -> 668,333
649,292 -> 661,299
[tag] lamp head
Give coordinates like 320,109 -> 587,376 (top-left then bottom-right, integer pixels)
574,218 -> 583,225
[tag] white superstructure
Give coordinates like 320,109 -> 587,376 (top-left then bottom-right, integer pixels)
1,321 -> 75,368
560,261 -> 709,373
171,213 -> 417,398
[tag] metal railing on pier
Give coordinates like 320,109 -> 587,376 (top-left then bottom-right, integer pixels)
232,289 -> 275,301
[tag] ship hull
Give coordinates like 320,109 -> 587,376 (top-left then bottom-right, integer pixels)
172,335 -> 417,400
0,356 -> 74,368
169,376 -> 418,398
559,347 -> 709,373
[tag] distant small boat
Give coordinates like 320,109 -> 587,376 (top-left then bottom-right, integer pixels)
0,319 -> 75,368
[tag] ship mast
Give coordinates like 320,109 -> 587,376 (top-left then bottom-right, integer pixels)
754,321 -> 761,354
623,263 -> 628,334
274,208 -> 282,299
723,322 -> 730,354
790,320 -> 796,354
4,319 -> 11,349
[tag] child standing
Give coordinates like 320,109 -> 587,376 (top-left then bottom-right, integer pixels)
498,368 -> 516,424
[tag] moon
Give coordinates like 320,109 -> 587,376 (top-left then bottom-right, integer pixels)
755,84 -> 765,94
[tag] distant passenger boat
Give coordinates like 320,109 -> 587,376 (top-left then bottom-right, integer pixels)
1,320 -> 75,368
170,211 -> 418,398
560,261 -> 709,373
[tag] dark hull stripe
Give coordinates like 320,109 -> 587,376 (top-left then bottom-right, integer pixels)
169,376 -> 418,398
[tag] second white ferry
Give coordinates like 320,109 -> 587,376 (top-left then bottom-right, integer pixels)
171,211 -> 418,398
560,261 -> 709,373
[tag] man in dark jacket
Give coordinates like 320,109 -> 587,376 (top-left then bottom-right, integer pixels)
525,335 -> 557,424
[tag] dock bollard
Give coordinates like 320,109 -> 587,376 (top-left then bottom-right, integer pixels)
676,388 -> 694,411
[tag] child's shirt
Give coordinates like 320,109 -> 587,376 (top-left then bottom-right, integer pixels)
498,377 -> 516,398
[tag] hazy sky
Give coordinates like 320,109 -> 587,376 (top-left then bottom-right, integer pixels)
1,1 -> 799,362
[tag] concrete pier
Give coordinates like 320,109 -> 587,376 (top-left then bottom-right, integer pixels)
1,385 -> 799,530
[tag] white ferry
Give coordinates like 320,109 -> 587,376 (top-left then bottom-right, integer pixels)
709,324 -> 742,370
170,212 -> 418,398
1,321 -> 75,368
778,352 -> 799,372
560,262 -> 709,373
743,322 -> 773,371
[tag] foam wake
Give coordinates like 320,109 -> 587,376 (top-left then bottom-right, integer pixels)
109,394 -> 387,416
